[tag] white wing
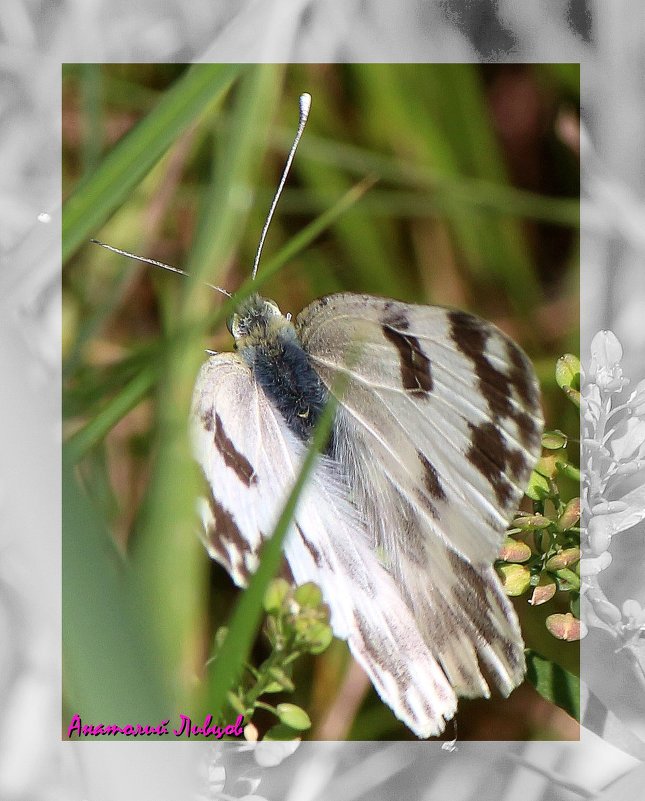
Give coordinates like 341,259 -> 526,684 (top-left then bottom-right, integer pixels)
297,293 -> 544,697
191,353 -> 460,737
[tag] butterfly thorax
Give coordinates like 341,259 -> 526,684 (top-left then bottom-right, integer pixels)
230,294 -> 329,443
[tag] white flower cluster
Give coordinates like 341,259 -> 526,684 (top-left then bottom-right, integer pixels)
582,330 -> 645,649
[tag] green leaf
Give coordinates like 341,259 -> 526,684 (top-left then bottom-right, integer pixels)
276,703 -> 311,731
499,537 -> 532,563
263,723 -> 302,741
542,429 -> 568,449
525,649 -> 580,721
525,470 -> 551,501
546,612 -> 583,640
545,548 -> 581,571
263,578 -> 291,613
555,353 -> 581,391
266,667 -> 295,692
556,498 -> 581,531
529,575 -> 557,606
496,563 -> 531,596
293,582 -> 323,609
554,568 -> 581,592
513,514 -> 551,530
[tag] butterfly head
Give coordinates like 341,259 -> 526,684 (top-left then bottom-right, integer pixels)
228,293 -> 294,351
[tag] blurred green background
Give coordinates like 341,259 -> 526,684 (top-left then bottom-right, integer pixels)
62,63 -> 579,740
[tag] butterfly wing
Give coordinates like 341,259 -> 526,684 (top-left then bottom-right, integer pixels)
296,293 -> 544,697
191,352 -> 460,737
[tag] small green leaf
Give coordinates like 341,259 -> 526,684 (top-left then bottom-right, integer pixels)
263,723 -> 302,741
554,568 -> 580,592
525,649 -> 580,721
263,578 -> 291,613
555,354 -> 581,391
276,703 -> 311,731
545,548 -> 581,571
499,537 -> 532,563
496,563 -> 531,596
306,623 -> 334,655
293,582 -> 323,609
546,612 -> 583,641
542,430 -> 568,449
525,470 -> 551,501
556,498 -> 581,531
262,682 -> 286,694
529,575 -> 557,606
513,514 -> 551,530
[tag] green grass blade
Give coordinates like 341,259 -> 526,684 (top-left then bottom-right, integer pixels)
526,648 -> 580,721
63,364 -> 157,463
63,458 -> 169,733
63,63 -> 245,263
128,65 -> 287,711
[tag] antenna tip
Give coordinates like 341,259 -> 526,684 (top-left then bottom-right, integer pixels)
299,93 -> 312,117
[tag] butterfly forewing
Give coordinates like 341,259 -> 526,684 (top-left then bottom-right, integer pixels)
296,293 -> 543,699
296,293 -> 543,564
191,351 -> 461,737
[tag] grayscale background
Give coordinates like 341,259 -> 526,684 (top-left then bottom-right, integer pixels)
1,1 -> 644,799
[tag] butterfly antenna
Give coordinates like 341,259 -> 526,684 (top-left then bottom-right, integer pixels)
251,92 -> 311,281
90,239 -> 232,297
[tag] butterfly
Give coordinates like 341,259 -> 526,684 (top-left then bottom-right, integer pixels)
188,94 -> 544,738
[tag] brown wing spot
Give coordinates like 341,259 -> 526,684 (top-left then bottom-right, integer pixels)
506,341 -> 542,448
413,451 -> 446,520
382,302 -> 410,330
418,450 -> 447,502
201,407 -> 214,432
295,523 -> 325,568
207,493 -> 254,576
449,311 -> 542,449
467,421 -> 518,509
506,339 -> 537,407
382,326 -> 433,395
214,413 -> 257,487
448,310 -> 513,420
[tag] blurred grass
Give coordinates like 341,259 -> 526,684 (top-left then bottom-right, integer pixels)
62,63 -> 579,740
